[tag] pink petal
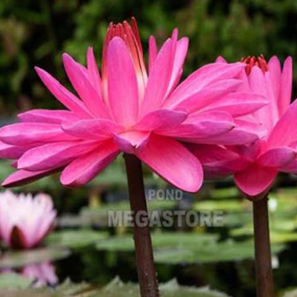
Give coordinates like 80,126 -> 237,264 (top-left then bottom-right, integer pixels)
249,66 -> 278,130
87,47 -> 102,97
17,141 -> 97,171
234,163 -> 277,197
18,109 -> 79,124
135,109 -> 187,132
166,37 -> 189,95
62,54 -> 109,119
140,39 -> 173,115
2,169 -> 59,188
135,135 -> 203,192
0,123 -> 74,146
204,92 -> 267,117
165,79 -> 242,112
62,118 -> 122,140
231,139 -> 265,162
189,144 -> 238,163
113,131 -> 150,153
268,99 -> 297,147
162,111 -> 234,139
60,140 -> 119,187
280,158 -> 297,173
165,63 -> 244,107
268,56 -> 281,108
192,119 -> 263,145
257,147 -> 296,167
279,57 -> 293,116
215,56 -> 227,63
35,67 -> 91,118
148,36 -> 158,73
107,37 -> 139,126
189,144 -> 247,178
0,141 -> 28,159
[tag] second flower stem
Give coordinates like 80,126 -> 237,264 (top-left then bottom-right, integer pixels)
124,154 -> 159,297
253,196 -> 274,297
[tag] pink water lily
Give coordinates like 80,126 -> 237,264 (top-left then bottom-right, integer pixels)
0,19 -> 266,192
0,191 -> 56,249
190,55 -> 296,198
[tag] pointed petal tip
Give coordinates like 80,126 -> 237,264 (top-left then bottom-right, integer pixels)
35,67 -> 46,77
269,55 -> 279,62
171,28 -> 179,40
284,56 -> 293,63
2,180 -> 10,188
62,53 -> 72,63
215,56 -> 227,63
183,175 -> 203,193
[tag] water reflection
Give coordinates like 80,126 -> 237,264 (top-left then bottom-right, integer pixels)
22,262 -> 58,287
0,262 -> 58,287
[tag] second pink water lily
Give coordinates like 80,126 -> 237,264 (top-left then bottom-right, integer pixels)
191,55 -> 297,198
0,19 -> 266,192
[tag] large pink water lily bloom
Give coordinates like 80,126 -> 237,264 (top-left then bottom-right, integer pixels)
0,191 -> 56,249
0,19 -> 266,192
190,55 -> 296,198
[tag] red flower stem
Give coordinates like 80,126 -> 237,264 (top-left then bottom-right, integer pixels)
253,196 -> 274,297
124,154 -> 159,297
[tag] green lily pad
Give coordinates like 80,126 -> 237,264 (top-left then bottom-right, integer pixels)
101,277 -> 230,297
0,248 -> 70,269
89,159 -> 158,188
153,241 -> 284,264
59,200 -> 177,228
81,199 -> 177,214
230,226 -> 297,243
0,277 -> 230,297
89,163 -> 127,187
193,200 -> 245,212
0,273 -> 32,290
45,230 -> 109,249
223,212 -> 252,227
209,187 -> 240,199
96,232 -> 218,252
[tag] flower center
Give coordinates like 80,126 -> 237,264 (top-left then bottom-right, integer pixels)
241,55 -> 268,75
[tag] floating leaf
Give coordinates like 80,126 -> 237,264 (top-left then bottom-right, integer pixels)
59,200 -> 177,228
101,277 -> 230,297
153,241 -> 284,264
45,230 -> 108,249
0,273 -> 32,290
193,200 -> 245,212
0,248 -> 70,269
230,227 -> 297,243
209,187 -> 239,199
96,232 -> 218,252
89,160 -> 157,188
0,277 -> 230,297
223,212 -> 252,228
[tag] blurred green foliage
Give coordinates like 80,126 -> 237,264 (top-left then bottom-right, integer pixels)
0,0 -> 297,114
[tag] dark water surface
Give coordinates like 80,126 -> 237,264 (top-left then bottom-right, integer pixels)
52,242 -> 297,297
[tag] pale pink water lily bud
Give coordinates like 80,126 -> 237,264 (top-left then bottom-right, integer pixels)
190,55 -> 296,199
22,262 -> 58,287
0,18 -> 267,192
0,191 -> 56,249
